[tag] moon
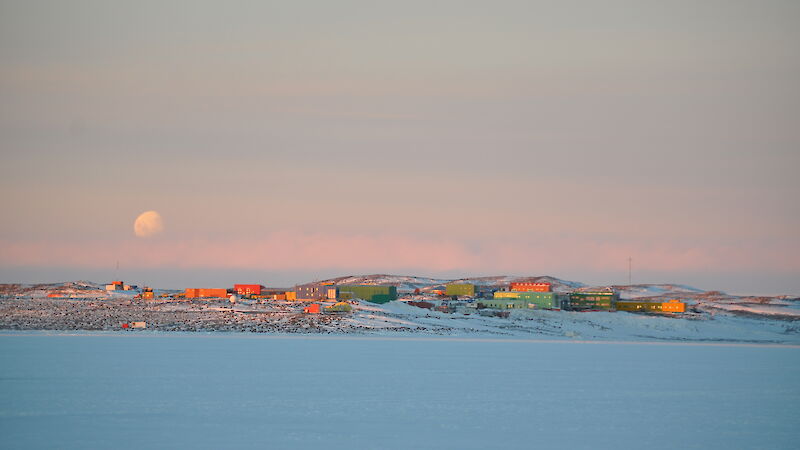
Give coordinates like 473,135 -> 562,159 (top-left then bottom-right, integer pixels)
134,211 -> 164,238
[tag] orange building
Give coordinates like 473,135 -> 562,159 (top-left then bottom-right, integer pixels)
105,281 -> 125,291
661,300 -> 686,313
185,288 -> 228,298
510,282 -> 551,292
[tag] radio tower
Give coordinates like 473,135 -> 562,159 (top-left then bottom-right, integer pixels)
628,257 -> 632,286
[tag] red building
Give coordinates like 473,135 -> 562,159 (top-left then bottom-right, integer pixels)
234,284 -> 264,296
510,282 -> 551,292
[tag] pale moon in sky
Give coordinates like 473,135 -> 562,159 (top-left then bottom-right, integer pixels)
134,210 -> 164,238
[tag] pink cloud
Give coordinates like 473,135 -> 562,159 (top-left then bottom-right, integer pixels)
0,232 -> 478,272
1,231 -> 797,274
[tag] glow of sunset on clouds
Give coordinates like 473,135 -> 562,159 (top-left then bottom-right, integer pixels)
0,1 -> 798,293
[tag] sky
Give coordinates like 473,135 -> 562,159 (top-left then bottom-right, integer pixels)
1,0 -> 798,294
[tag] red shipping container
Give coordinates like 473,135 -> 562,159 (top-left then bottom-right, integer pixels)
304,304 -> 321,314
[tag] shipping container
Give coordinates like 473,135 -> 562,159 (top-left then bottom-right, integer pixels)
337,285 -> 398,304
510,282 -> 551,292
303,303 -> 321,314
445,284 -> 475,297
285,291 -> 297,301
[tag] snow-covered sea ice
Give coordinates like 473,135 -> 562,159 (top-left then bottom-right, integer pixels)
1,332 -> 798,449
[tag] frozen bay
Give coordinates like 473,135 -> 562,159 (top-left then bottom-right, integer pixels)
1,332 -> 798,449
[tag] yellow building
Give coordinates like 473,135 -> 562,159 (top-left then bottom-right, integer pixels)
493,291 -> 521,299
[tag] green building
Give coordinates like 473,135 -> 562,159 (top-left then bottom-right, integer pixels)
567,291 -> 618,311
337,285 -> 397,304
485,292 -> 564,309
445,283 -> 476,297
518,292 -> 563,309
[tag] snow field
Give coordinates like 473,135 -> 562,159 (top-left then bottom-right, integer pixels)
0,333 -> 798,449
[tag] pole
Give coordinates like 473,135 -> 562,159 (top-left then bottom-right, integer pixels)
628,257 -> 632,286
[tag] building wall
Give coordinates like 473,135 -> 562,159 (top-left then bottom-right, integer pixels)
296,284 -> 333,300
510,282 -> 551,292
567,292 -> 617,310
616,301 -> 662,312
494,291 -> 521,299
445,284 -> 475,297
234,284 -> 263,296
519,292 -> 563,309
337,285 -> 397,304
662,300 -> 686,313
616,300 -> 686,313
489,292 -> 563,309
481,299 -> 528,309
185,288 -> 228,298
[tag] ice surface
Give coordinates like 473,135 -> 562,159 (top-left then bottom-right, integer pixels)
1,332 -> 798,450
